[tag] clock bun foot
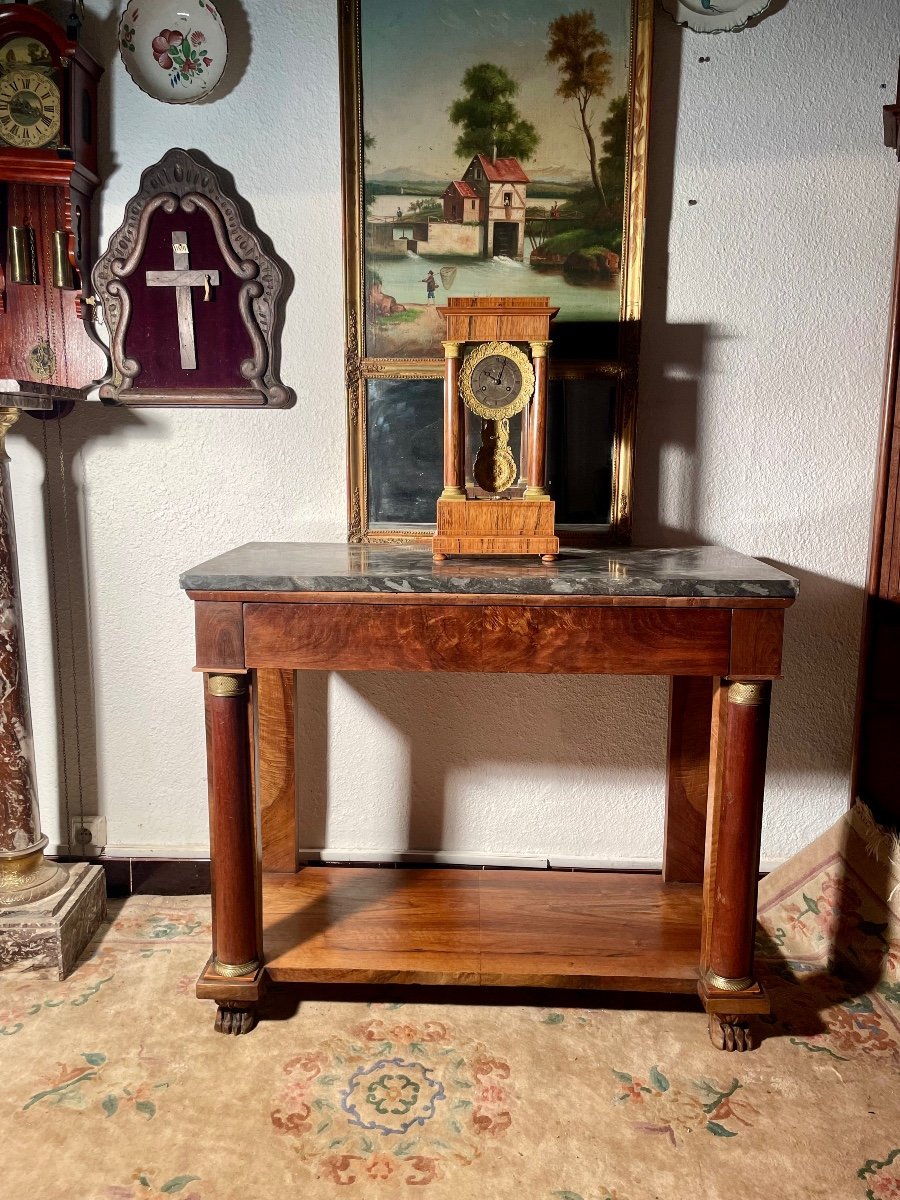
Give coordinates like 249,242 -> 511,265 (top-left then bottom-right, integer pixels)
433,552 -> 447,562
540,554 -> 557,563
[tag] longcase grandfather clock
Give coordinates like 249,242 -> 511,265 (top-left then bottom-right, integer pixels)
0,1 -> 105,404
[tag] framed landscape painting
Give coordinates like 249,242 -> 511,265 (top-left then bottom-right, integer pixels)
340,0 -> 653,543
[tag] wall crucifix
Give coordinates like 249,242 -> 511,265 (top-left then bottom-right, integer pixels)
145,231 -> 220,370
92,148 -> 292,407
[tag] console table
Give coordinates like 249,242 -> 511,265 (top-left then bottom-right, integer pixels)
180,543 -> 797,1051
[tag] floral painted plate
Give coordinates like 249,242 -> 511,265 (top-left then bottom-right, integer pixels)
118,0 -> 227,103
660,0 -> 774,33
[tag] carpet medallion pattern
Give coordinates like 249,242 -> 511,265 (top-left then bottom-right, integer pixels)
2,808 -> 898,1199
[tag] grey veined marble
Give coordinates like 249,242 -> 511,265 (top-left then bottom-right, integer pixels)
181,543 -> 799,600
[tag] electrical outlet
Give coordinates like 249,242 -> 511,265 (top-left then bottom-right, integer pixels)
71,816 -> 107,855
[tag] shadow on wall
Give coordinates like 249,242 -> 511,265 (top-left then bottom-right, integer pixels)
15,402 -> 154,853
193,0 -> 252,103
297,672 -> 671,856
295,556 -> 861,855
762,563 -> 864,798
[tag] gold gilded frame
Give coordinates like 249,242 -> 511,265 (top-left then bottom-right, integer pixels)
339,0 -> 653,544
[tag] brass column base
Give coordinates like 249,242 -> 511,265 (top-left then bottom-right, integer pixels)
0,843 -> 69,907
213,957 -> 261,978
703,968 -> 755,993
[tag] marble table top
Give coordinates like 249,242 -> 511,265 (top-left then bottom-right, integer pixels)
180,543 -> 798,600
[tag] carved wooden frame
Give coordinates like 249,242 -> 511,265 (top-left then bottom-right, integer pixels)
92,148 -> 292,408
339,0 -> 653,544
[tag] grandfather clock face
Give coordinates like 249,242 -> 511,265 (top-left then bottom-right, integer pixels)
0,38 -> 61,150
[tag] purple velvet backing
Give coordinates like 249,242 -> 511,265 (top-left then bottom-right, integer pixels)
124,205 -> 255,391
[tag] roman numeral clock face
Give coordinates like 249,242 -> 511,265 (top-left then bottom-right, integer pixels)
0,67 -> 60,149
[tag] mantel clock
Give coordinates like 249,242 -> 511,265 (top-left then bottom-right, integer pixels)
432,296 -> 559,562
0,2 -> 106,406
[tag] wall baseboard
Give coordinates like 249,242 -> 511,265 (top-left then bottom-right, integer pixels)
51,850 -> 786,896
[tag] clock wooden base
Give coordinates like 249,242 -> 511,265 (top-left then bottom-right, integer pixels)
432,497 -> 559,561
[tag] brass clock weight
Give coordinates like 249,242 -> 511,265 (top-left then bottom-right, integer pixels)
0,1 -> 106,408
432,296 -> 559,562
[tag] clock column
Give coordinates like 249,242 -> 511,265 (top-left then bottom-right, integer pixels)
440,340 -> 466,500
524,340 -> 551,500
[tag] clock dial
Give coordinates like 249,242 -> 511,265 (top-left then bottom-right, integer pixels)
0,66 -> 61,149
470,354 -> 523,411
459,340 -> 534,422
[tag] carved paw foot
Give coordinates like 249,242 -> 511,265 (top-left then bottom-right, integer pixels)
215,1003 -> 256,1035
709,1013 -> 754,1052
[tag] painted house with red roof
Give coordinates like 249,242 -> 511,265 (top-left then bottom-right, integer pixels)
460,153 -> 530,259
442,180 -> 481,225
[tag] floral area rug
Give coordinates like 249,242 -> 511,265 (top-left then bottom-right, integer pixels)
2,805 -> 898,1200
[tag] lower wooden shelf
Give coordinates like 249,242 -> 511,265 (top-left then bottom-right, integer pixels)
262,867 -> 702,992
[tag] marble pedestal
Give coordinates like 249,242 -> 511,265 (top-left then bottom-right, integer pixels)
0,862 -> 106,979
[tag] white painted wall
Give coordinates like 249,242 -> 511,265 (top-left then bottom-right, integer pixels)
10,0 -> 899,864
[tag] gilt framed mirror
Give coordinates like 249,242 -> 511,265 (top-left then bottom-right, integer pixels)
339,0 -> 653,544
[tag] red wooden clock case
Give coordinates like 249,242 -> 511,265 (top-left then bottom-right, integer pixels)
0,3 -> 106,402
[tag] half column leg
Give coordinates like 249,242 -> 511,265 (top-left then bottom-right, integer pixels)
700,678 -> 773,1051
200,671 -> 263,1034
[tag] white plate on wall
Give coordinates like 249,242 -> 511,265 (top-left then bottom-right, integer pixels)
118,0 -> 228,103
660,0 -> 774,33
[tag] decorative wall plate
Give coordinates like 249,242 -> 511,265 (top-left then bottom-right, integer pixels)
118,0 -> 227,103
660,0 -> 773,33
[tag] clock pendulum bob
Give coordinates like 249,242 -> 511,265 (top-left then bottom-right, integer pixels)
473,417 -> 517,495
432,297 -> 560,563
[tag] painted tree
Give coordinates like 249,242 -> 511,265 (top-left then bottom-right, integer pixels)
599,94 -> 628,205
449,63 -> 539,162
546,11 -> 613,209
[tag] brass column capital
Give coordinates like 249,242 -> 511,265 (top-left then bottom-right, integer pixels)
529,340 -> 552,358
442,341 -> 463,359
726,680 -> 770,707
0,407 -> 20,450
207,673 -> 248,697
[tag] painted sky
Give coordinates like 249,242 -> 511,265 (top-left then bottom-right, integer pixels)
361,0 -> 631,181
